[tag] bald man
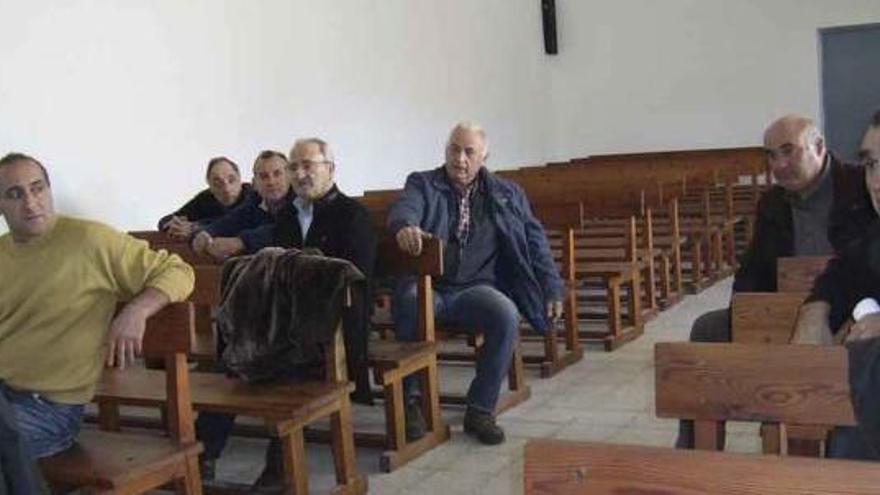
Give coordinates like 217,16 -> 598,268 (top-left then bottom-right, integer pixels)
676,114 -> 870,449
388,122 -> 563,445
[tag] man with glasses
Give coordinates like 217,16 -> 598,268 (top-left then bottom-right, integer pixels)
195,138 -> 376,491
789,109 -> 880,460
676,114 -> 869,449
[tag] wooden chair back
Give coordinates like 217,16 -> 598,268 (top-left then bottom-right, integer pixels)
777,255 -> 832,292
730,292 -> 806,344
655,342 -> 855,450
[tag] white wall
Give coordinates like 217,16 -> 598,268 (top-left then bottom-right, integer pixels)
0,0 -> 551,230
546,0 -> 880,159
1,1 -> 878,231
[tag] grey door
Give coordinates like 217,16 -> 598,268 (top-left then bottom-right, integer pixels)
820,23 -> 880,161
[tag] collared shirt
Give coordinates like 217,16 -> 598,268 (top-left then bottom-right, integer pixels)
789,155 -> 835,256
292,196 -> 314,240
441,173 -> 499,289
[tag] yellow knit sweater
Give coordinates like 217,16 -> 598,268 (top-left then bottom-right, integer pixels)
0,216 -> 194,403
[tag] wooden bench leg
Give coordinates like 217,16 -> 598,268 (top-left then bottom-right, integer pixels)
384,380 -> 406,451
660,254 -> 673,305
607,279 -> 622,345
173,453 -> 204,495
97,399 -> 121,432
628,271 -> 642,332
761,423 -> 781,454
376,356 -> 451,472
329,397 -> 366,493
280,428 -> 309,495
694,419 -> 725,451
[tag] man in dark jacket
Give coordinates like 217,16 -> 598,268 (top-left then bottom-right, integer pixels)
194,138 -> 377,491
676,114 -> 869,448
157,157 -> 255,239
388,122 -> 563,445
792,111 -> 880,460
190,150 -> 292,260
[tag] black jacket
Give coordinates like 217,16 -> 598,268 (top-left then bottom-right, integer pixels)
272,186 -> 377,401
808,215 -> 880,331
733,155 -> 868,292
158,183 -> 255,230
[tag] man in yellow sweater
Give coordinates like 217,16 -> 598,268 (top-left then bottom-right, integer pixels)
0,152 -> 195,460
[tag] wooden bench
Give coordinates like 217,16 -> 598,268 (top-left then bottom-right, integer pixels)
96,263 -> 367,495
40,302 -> 204,494
133,231 -> 451,473
524,439 -> 880,494
655,342 -> 855,453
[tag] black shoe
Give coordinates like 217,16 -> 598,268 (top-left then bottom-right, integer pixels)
199,457 -> 216,482
405,399 -> 427,441
463,407 -> 505,445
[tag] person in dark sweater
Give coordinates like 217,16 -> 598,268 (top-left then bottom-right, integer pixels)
190,150 -> 292,261
195,138 -> 376,491
157,157 -> 254,240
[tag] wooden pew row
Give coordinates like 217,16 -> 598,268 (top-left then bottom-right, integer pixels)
524,439 -> 880,495
531,203 -> 647,350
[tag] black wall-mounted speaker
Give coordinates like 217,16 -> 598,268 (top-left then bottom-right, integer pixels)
542,0 -> 558,55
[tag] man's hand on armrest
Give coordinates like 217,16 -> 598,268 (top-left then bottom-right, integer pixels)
395,226 -> 430,256
106,287 -> 171,369
191,230 -> 212,255
791,300 -> 833,345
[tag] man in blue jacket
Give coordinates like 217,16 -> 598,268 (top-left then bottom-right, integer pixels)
388,122 -> 563,445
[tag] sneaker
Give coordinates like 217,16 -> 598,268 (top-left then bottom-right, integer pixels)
198,457 -> 216,482
463,407 -> 505,445
405,400 -> 427,441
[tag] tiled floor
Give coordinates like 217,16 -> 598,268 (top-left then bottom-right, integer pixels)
169,276 -> 759,493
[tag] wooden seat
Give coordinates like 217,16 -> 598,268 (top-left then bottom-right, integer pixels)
40,302 -> 203,495
96,262 -> 367,495
524,439 -> 880,495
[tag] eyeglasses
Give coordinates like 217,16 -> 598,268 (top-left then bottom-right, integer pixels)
862,156 -> 879,169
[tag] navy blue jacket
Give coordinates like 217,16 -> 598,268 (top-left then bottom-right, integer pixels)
387,167 -> 563,333
198,188 -> 293,253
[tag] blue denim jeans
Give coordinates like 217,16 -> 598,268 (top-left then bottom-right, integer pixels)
0,382 -> 84,459
827,426 -> 880,460
393,282 -> 520,413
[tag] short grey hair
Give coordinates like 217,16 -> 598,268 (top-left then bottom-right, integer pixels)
447,121 -> 489,158
289,138 -> 335,165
